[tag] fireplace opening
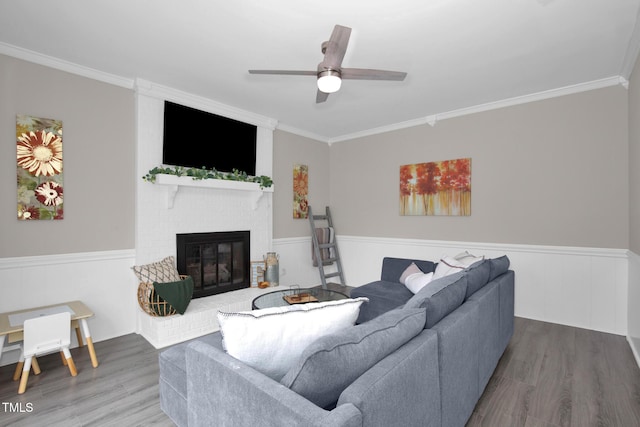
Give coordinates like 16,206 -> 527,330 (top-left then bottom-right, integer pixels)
176,231 -> 250,299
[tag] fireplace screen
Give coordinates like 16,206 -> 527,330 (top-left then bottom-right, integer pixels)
176,231 -> 250,298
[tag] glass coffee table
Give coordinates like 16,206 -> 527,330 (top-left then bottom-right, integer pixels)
252,287 -> 349,310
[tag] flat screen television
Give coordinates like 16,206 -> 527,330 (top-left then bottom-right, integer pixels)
162,101 -> 257,176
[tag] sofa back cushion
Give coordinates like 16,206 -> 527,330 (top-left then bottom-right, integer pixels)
280,308 -> 427,409
404,272 -> 467,328
217,298 -> 367,381
381,257 -> 436,283
463,259 -> 491,299
488,255 -> 510,281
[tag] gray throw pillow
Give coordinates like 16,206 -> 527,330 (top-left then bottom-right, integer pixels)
404,271 -> 467,328
280,308 -> 427,409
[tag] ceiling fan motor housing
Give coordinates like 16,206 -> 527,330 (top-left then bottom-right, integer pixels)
317,68 -> 342,93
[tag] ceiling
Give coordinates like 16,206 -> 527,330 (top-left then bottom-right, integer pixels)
1,0 -> 639,142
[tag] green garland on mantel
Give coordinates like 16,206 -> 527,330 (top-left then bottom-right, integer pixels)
143,166 -> 273,189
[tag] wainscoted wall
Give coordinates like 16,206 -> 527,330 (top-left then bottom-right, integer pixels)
0,250 -> 137,367
274,236 -> 629,336
628,251 -> 640,366
273,237 -> 338,288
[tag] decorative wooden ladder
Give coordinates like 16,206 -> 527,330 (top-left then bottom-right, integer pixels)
308,206 -> 346,289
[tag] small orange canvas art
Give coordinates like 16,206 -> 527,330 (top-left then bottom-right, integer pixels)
400,158 -> 471,216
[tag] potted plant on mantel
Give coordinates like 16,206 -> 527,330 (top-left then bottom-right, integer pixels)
143,165 -> 273,189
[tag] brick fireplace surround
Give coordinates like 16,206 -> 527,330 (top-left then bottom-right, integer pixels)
135,83 -> 278,348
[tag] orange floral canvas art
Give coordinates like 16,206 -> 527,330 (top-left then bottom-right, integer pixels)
400,158 -> 471,216
293,164 -> 308,218
16,115 -> 64,220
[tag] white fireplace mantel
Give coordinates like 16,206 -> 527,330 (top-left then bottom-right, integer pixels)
154,174 -> 274,209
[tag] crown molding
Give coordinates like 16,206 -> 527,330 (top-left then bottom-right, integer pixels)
0,41 -> 628,144
0,42 -> 134,89
135,78 -> 278,130
620,5 -> 640,80
328,76 -> 627,144
275,123 -> 331,144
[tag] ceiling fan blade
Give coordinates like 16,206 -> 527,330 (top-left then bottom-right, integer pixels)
249,70 -> 317,76
341,68 -> 407,81
316,90 -> 329,103
322,25 -> 351,68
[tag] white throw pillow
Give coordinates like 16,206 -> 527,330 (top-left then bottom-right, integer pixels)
454,251 -> 485,266
217,297 -> 368,380
404,271 -> 434,294
433,256 -> 468,279
399,262 -> 423,284
434,253 -> 485,280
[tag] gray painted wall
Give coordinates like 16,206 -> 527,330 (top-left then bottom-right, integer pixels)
1,53 -> 632,255
327,86 -> 629,249
630,53 -> 640,254
272,130 -> 330,238
0,55 -> 136,257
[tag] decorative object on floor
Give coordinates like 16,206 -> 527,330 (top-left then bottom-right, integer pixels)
400,157 -> 471,216
293,164 -> 308,218
16,115 -> 64,220
137,275 -> 191,317
17,312 -> 77,394
263,252 -> 279,287
133,256 -> 185,317
311,227 -> 335,266
217,297 -> 367,380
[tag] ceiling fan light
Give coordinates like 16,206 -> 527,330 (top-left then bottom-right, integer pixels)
317,70 -> 342,93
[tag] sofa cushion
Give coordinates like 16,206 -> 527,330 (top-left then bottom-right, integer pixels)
381,257 -> 436,283
488,255 -> 510,281
350,280 -> 414,323
217,298 -> 367,381
463,259 -> 491,299
404,272 -> 467,328
280,308 -> 427,409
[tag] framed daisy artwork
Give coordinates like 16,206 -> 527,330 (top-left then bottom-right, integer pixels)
16,115 -> 64,220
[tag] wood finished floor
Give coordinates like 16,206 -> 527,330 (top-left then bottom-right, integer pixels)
1,310 -> 639,426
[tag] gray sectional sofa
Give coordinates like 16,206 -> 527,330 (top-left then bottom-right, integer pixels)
158,255 -> 514,427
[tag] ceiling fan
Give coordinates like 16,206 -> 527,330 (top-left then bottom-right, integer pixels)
249,25 -> 408,103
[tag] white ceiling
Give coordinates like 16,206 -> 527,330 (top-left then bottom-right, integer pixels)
1,0 -> 639,142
